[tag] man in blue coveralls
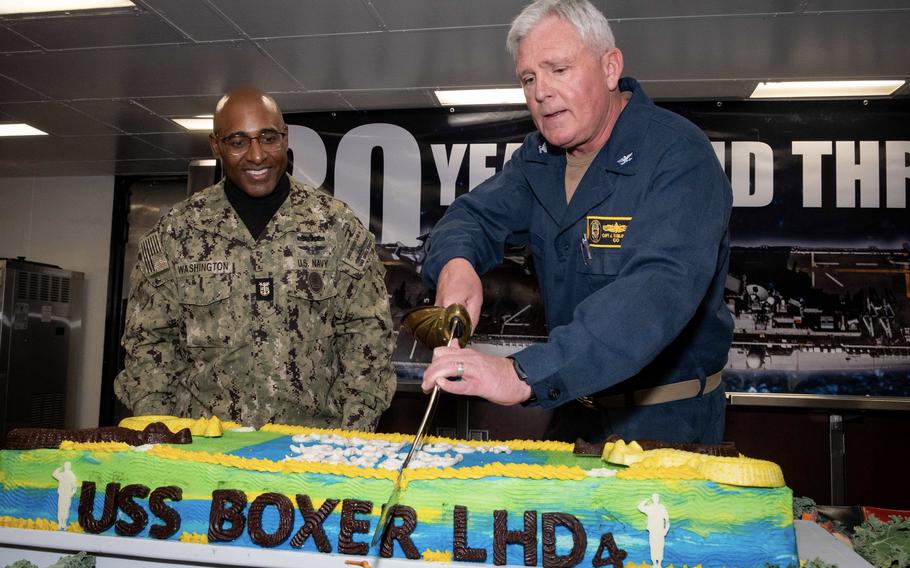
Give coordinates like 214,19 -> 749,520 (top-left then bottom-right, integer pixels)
421,0 -> 734,444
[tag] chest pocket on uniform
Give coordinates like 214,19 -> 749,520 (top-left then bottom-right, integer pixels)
576,251 -> 623,295
179,275 -> 240,348
286,267 -> 338,340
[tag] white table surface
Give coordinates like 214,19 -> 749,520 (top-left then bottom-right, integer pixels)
794,520 -> 873,567
0,522 -> 873,567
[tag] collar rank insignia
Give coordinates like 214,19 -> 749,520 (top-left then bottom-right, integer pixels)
254,277 -> 274,302
539,142 -> 548,154
617,152 -> 633,166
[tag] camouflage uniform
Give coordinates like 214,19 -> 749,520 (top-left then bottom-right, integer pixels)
114,177 -> 396,430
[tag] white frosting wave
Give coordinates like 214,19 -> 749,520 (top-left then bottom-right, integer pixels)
284,433 -> 512,469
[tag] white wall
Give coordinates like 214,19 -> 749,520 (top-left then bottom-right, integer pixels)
0,175 -> 114,428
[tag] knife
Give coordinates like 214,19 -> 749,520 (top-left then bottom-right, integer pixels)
371,315 -> 466,548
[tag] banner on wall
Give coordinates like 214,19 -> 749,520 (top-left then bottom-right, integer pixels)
285,98 -> 910,395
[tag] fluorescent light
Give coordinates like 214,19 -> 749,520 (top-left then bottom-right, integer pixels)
172,115 -> 213,131
0,1 -> 134,15
0,123 -> 48,137
435,88 -> 526,106
750,80 -> 904,99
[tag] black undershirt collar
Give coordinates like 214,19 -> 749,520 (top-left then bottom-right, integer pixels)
223,175 -> 290,241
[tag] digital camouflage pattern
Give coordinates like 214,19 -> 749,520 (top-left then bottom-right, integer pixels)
114,177 -> 396,430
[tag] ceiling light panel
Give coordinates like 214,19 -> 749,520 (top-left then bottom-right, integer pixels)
0,1 -> 134,15
0,123 -> 48,136
750,80 -> 905,99
172,116 -> 213,131
435,88 -> 525,106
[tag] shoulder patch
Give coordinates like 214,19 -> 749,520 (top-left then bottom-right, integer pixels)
340,220 -> 374,276
138,232 -> 169,278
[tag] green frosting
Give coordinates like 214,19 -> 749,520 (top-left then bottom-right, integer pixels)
3,552 -> 95,568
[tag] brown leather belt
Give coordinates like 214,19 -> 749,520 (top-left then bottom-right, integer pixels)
576,371 -> 723,410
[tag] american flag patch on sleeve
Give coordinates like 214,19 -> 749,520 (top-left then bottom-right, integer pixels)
138,232 -> 169,277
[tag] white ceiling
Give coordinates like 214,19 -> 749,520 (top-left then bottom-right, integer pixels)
0,0 -> 907,177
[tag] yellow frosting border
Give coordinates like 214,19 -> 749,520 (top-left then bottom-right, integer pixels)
119,415 -> 571,451
121,416 -> 783,487
112,415 -> 582,482
59,441 -> 131,452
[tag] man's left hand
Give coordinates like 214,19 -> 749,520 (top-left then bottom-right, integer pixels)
422,346 -> 532,406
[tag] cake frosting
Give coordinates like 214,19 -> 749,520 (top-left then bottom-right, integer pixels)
0,416 -> 798,567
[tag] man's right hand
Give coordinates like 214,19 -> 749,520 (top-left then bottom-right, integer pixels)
435,258 -> 483,327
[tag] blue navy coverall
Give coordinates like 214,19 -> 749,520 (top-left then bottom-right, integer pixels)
423,78 -> 734,444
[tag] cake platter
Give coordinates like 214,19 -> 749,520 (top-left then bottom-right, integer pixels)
0,523 -> 871,567
0,526 -> 430,568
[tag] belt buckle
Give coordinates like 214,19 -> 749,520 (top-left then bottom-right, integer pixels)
576,396 -> 597,410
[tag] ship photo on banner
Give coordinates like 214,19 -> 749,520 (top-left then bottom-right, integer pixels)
284,98 -> 910,398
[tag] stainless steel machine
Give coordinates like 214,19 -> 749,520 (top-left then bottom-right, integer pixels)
0,258 -> 83,441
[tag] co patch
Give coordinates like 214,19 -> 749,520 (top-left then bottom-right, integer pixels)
586,216 -> 631,248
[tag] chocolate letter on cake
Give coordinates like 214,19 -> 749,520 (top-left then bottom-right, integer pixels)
338,499 -> 372,555
115,484 -> 150,537
209,489 -> 247,542
149,486 -> 182,539
380,505 -> 419,560
591,532 -> 627,568
248,493 -> 293,547
290,494 -> 338,551
493,510 -> 537,566
453,505 -> 487,562
78,481 -> 120,534
541,513 -> 586,568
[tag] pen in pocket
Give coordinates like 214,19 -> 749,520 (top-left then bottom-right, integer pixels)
580,234 -> 593,265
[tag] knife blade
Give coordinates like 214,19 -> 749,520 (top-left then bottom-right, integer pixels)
370,381 -> 441,547
371,317 -> 463,548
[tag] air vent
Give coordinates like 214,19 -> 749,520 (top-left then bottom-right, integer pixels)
14,270 -> 71,303
15,270 -> 36,301
60,278 -> 71,303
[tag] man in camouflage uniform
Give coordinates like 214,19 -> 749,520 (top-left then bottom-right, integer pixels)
114,87 -> 395,430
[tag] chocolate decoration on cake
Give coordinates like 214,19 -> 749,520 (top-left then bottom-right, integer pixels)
591,532 -> 628,568
247,493 -> 293,547
209,489 -> 247,542
573,435 -> 739,457
78,481 -> 120,534
4,422 -> 191,450
115,484 -> 150,536
541,513 -> 586,568
149,486 -> 182,539
453,505 -> 487,562
338,499 -> 371,555
572,439 -> 607,456
291,495 -> 339,551
140,422 -> 192,444
493,510 -> 537,566
379,505 -> 419,560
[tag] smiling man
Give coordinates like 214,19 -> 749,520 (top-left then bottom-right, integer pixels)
114,87 -> 395,431
421,0 -> 734,444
